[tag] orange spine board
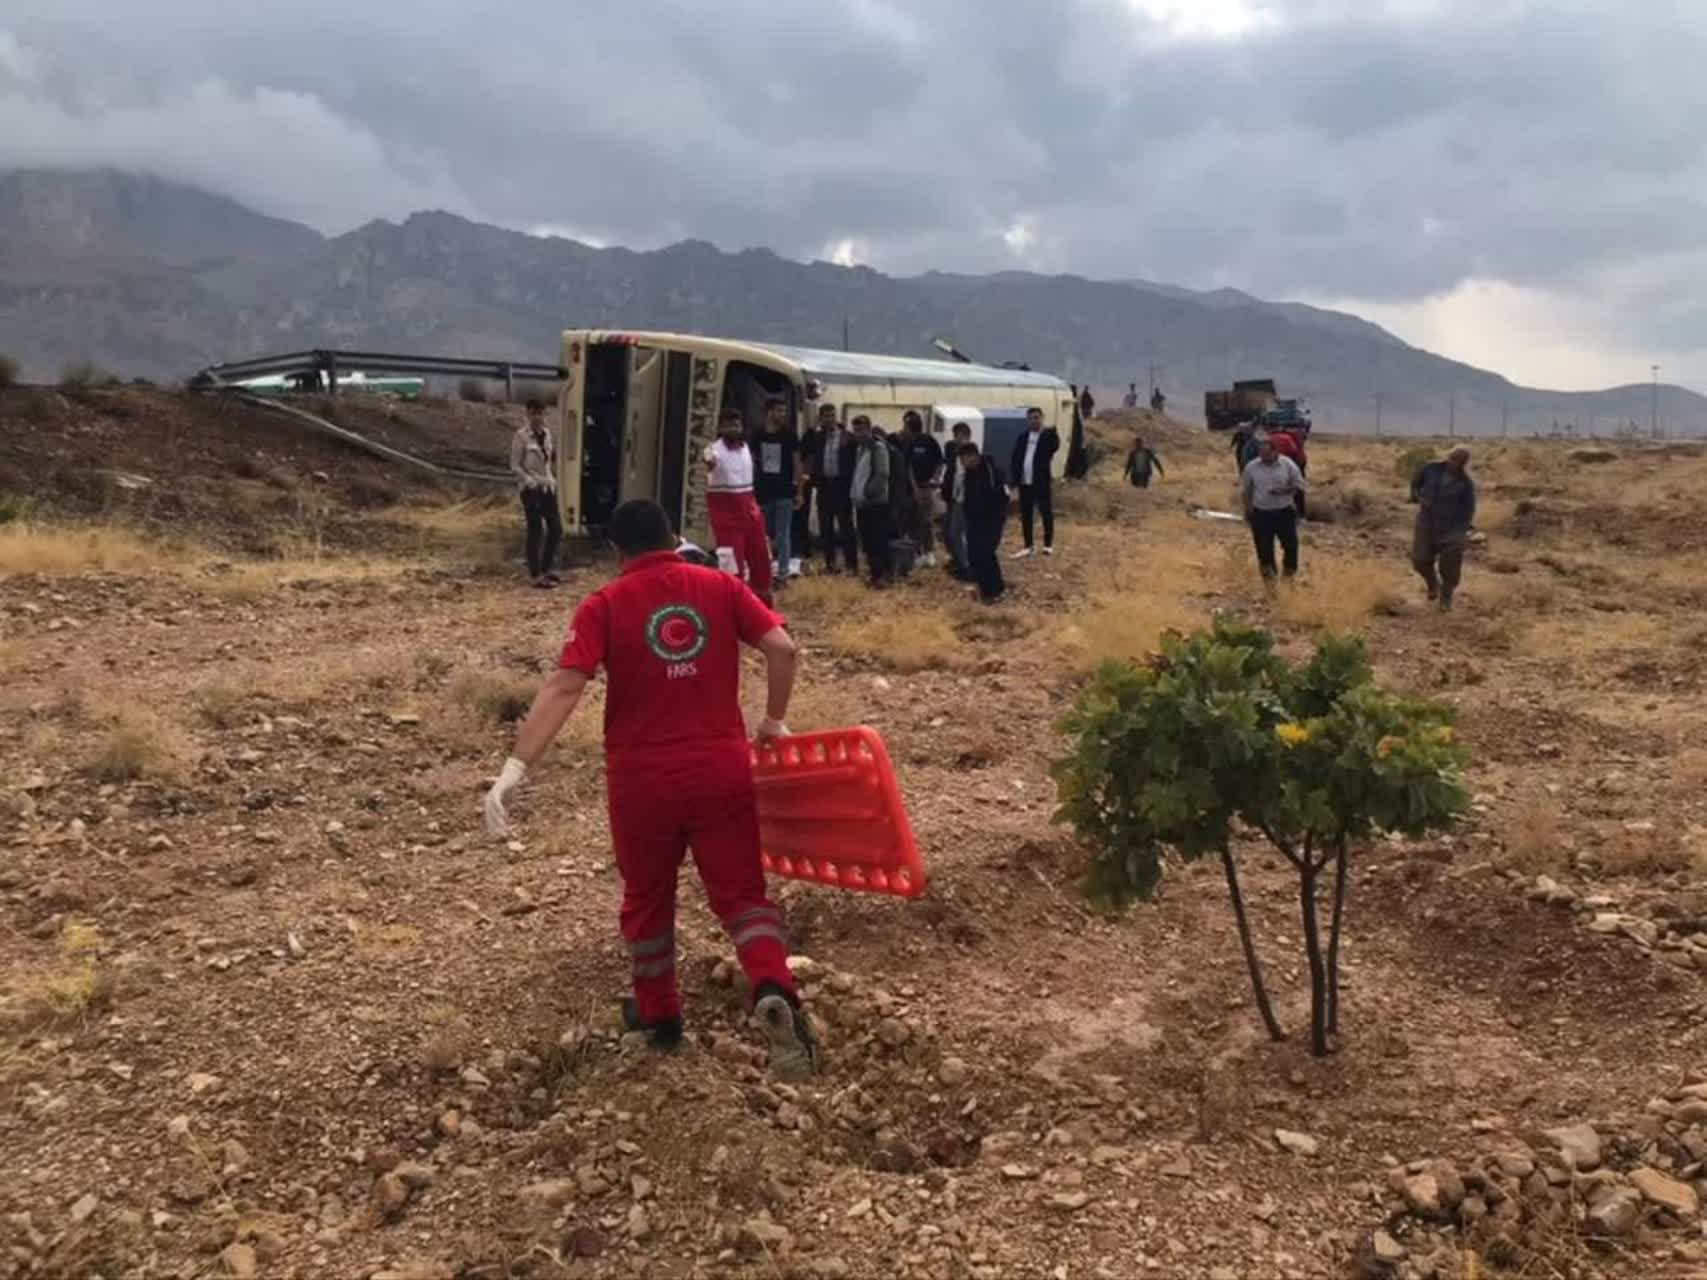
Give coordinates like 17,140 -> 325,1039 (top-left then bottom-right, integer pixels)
751,726 -> 926,899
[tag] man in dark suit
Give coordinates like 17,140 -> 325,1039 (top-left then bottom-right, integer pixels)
1008,407 -> 1060,558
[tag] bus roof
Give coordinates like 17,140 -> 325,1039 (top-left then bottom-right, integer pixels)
577,330 -> 1068,392
757,341 -> 1067,391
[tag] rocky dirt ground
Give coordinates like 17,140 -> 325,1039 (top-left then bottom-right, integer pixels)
1,388 -> 1704,1280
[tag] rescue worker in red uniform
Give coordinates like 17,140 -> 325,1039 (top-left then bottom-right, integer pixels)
704,408 -> 775,604
483,499 -> 817,1079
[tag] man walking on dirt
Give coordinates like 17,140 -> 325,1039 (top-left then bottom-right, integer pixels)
1410,447 -> 1476,610
510,399 -> 562,589
1241,434 -> 1306,582
483,499 -> 817,1079
704,409 -> 775,604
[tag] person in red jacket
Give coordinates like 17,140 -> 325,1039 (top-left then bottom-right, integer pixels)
1266,428 -> 1309,517
482,499 -> 817,1079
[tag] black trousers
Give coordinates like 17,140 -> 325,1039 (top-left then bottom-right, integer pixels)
1248,506 -> 1299,579
816,481 -> 858,571
1018,484 -> 1054,549
521,488 -> 563,578
855,505 -> 893,584
792,482 -> 814,559
967,517 -> 1005,599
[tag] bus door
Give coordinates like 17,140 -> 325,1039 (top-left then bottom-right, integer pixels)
623,345 -> 665,507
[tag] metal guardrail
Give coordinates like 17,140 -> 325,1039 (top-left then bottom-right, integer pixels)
229,393 -> 514,487
190,348 -> 565,395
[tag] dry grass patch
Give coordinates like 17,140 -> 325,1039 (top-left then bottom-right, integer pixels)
353,923 -> 423,960
1270,555 -> 1409,633
829,607 -> 964,673
1498,795 -> 1567,874
1049,526 -> 1217,674
1,919 -> 115,1034
193,682 -> 250,730
0,522 -> 188,576
0,636 -> 29,676
82,703 -> 196,783
1602,827 -> 1706,877
1516,611 -> 1667,663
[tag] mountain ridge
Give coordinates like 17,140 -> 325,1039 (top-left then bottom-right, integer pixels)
1,168 -> 1702,437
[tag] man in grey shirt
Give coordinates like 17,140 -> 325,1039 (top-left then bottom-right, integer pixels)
1240,434 -> 1306,582
1410,447 -> 1476,610
510,399 -> 562,588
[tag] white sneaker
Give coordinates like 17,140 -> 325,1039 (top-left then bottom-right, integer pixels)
920,553 -> 937,568
787,558 -> 803,579
1012,547 -> 1034,560
1042,546 -> 1055,557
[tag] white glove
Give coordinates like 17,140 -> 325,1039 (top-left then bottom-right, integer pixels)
755,718 -> 791,742
484,757 -> 527,837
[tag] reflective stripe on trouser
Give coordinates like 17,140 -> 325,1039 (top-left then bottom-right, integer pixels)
627,932 -> 677,985
607,744 -> 797,1022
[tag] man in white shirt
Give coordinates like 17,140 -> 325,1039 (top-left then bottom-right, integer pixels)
509,399 -> 562,589
1240,435 -> 1306,582
1007,408 -> 1060,559
703,408 -> 775,604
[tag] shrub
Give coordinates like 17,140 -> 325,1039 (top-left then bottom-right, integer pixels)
1394,444 -> 1434,484
458,378 -> 490,403
0,493 -> 36,525
1054,621 -> 1468,1054
0,354 -> 18,389
60,361 -> 119,390
448,669 -> 534,724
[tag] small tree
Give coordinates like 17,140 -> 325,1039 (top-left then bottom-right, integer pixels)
1054,620 -> 1468,1055
0,354 -> 19,389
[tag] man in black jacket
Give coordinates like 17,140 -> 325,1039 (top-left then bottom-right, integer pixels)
1410,447 -> 1477,610
1008,407 -> 1060,559
804,404 -> 858,574
958,443 -> 1008,603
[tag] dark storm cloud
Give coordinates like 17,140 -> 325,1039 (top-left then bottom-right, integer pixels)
4,0 -> 1707,364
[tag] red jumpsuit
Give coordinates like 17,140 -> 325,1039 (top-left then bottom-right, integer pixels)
559,551 -> 797,1024
705,441 -> 774,603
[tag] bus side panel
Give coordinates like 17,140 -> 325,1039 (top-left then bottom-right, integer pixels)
681,354 -> 721,544
659,352 -> 692,535
558,333 -> 586,530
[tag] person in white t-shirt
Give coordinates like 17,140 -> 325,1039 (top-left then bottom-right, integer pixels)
1240,434 -> 1307,582
703,408 -> 775,604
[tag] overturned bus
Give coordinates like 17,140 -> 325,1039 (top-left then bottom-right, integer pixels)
555,330 -> 1075,542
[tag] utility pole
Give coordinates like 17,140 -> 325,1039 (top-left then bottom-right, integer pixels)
1651,364 -> 1660,438
1374,392 -> 1383,437
1448,394 -> 1456,439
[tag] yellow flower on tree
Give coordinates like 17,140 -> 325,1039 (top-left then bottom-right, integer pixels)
1275,723 -> 1311,746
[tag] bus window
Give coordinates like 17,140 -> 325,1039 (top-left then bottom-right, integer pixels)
721,361 -> 796,430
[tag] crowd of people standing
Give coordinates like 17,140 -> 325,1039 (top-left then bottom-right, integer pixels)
513,387 -> 1479,614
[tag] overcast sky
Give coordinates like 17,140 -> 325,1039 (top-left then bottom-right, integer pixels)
3,0 -> 1704,391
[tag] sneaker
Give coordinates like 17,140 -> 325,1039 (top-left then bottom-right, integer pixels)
620,997 -> 684,1052
1011,547 -> 1034,560
787,559 -> 804,579
754,985 -> 818,1081
1042,546 -> 1055,557
1425,583 -> 1439,601
920,552 -> 937,569
1438,592 -> 1454,612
